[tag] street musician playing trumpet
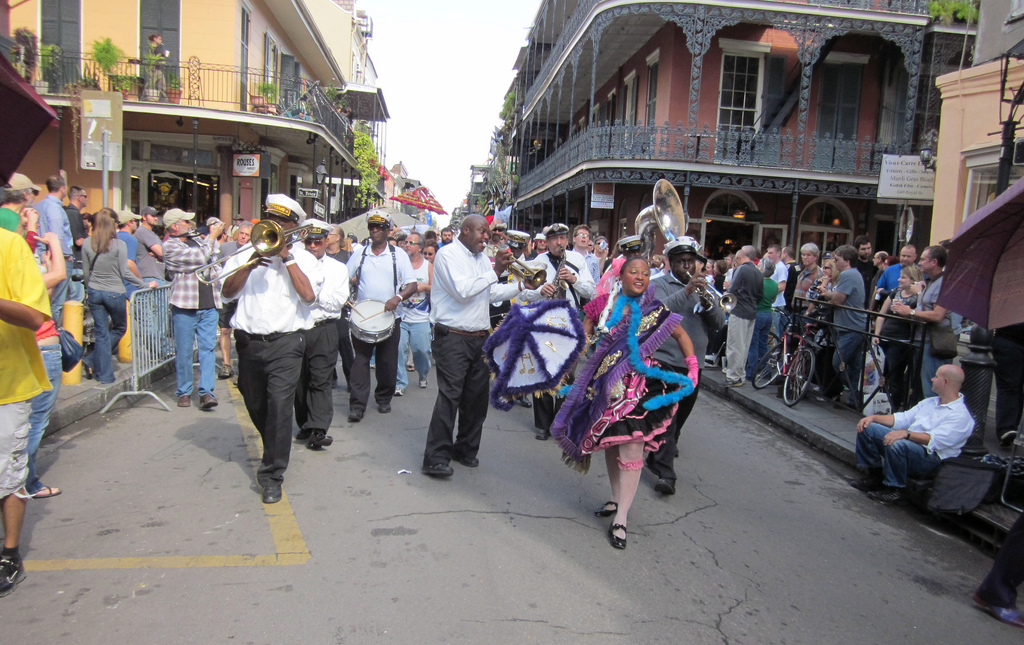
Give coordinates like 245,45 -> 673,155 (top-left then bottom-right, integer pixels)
645,237 -> 725,495
519,222 -> 596,439
221,194 -> 324,505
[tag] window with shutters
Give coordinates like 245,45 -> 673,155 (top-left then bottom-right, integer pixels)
264,32 -> 279,82
718,54 -> 762,131
41,0 -> 81,55
816,64 -> 862,141
646,62 -> 658,126
140,0 -> 180,68
623,73 -> 638,125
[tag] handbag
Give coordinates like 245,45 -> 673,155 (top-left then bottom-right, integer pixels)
59,327 -> 84,372
927,457 -> 1003,515
929,324 -> 959,359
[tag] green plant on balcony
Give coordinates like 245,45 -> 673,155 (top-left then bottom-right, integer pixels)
90,37 -> 125,77
257,82 -> 279,104
11,28 -> 39,81
324,84 -> 339,104
109,74 -> 134,94
354,130 -> 379,207
928,0 -> 979,24
165,73 -> 182,104
39,44 -> 60,75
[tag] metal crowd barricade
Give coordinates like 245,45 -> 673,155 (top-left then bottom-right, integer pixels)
101,285 -> 175,412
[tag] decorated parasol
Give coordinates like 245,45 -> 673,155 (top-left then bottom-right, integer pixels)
484,300 -> 585,411
392,185 -> 447,215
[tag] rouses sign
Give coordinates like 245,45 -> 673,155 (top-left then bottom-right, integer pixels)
233,154 -> 261,177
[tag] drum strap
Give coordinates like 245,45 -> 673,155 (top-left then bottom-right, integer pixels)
352,244 -> 398,302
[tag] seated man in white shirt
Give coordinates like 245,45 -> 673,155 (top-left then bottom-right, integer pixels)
850,364 -> 973,505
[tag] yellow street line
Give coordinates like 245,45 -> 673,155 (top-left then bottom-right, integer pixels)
25,380 -> 310,571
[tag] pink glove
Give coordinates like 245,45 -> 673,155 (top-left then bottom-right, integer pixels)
685,355 -> 700,387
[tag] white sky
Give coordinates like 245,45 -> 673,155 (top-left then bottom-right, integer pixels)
353,0 -> 542,226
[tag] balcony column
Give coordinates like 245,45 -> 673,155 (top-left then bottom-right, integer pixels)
781,19 -> 845,163
543,96 -> 551,161
790,191 -> 800,247
553,74 -> 563,154
891,27 -> 925,154
216,145 -> 234,223
673,8 -> 741,130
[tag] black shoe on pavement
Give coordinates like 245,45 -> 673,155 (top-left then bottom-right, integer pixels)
296,428 -> 313,441
654,478 -> 676,495
378,403 -> 392,414
261,484 -> 282,504
0,554 -> 25,598
516,398 -> 532,408
535,431 -> 550,441
307,430 -> 333,450
422,463 -> 454,478
348,409 -> 364,422
453,455 -> 479,468
1000,430 -> 1018,448
849,469 -> 884,492
867,486 -> 906,505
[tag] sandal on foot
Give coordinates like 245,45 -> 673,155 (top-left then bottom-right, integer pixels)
594,501 -> 618,517
608,523 -> 627,549
32,486 -> 62,499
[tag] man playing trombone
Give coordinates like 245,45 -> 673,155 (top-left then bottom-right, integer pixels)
221,195 -> 324,505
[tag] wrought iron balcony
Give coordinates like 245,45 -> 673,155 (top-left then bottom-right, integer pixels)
31,53 -> 354,155
518,122 -> 899,195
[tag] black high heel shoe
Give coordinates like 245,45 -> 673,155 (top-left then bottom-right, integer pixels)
608,523 -> 627,549
594,501 -> 618,517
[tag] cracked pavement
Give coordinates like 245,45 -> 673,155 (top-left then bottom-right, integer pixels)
3,372 -> 1013,644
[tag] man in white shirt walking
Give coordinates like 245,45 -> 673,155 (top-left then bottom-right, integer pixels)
850,364 -> 973,505
345,212 -> 418,422
422,215 -> 523,477
293,219 -> 349,450
221,195 -> 324,504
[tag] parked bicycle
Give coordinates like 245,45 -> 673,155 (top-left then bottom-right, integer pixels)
751,310 -> 824,406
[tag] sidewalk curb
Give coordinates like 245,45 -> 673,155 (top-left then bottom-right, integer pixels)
703,376 -> 857,467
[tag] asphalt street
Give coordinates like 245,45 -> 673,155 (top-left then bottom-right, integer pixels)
4,370 -> 1019,644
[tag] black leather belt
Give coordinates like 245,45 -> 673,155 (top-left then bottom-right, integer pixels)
436,323 -> 489,338
236,329 -> 300,342
313,318 -> 336,328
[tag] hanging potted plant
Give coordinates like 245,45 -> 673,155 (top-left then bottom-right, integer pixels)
12,28 -> 39,83
165,73 -> 182,104
90,37 -> 126,89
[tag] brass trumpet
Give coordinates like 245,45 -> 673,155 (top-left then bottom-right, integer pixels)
193,219 -> 316,284
681,270 -> 725,311
485,243 -> 548,290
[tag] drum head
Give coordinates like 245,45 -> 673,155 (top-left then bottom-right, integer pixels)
350,300 -> 395,333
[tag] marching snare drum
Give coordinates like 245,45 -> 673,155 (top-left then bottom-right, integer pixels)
349,300 -> 396,344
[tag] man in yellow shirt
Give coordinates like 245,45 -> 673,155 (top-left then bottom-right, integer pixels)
0,227 -> 52,598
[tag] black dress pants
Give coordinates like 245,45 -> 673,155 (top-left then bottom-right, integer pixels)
977,511 -> 1024,609
993,332 -> 1024,440
295,321 -> 339,432
533,392 -> 562,433
422,330 -> 490,466
349,317 -> 401,413
646,366 -> 701,482
235,330 -> 305,487
335,308 -> 354,385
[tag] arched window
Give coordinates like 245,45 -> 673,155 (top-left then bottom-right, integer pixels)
799,198 -> 853,255
700,190 -> 757,259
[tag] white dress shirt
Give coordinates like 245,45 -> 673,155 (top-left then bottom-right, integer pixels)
223,246 -> 324,334
430,237 -> 522,332
518,248 -> 596,307
892,393 -> 974,460
310,254 -> 350,323
346,244 -> 415,317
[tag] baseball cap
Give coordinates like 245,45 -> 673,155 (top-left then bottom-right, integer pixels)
163,208 -> 196,227
7,173 -> 41,194
264,194 -> 306,225
140,206 -> 159,217
491,221 -> 508,232
534,233 -> 546,242
117,208 -> 141,225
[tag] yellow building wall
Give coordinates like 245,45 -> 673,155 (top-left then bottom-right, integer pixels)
181,0 -> 237,67
935,59 -> 1024,242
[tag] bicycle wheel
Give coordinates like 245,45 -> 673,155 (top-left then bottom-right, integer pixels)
783,347 -> 816,407
752,345 -> 783,389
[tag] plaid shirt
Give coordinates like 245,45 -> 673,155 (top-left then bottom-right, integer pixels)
163,235 -> 222,309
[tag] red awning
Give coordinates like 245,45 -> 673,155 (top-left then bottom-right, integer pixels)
0,55 -> 58,183
392,186 -> 447,215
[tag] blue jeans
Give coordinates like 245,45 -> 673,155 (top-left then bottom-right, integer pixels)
85,287 -> 128,383
396,320 -> 432,389
746,310 -> 774,381
27,344 -> 62,495
855,422 -> 942,487
920,341 -> 953,398
833,331 -> 865,401
171,306 -> 218,398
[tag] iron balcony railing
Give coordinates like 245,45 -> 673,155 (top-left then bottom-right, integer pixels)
32,53 -> 354,155
518,122 -> 898,195
523,0 -> 930,108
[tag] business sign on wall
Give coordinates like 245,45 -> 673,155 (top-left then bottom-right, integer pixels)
877,155 -> 935,204
233,154 -> 261,177
591,183 -> 615,209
